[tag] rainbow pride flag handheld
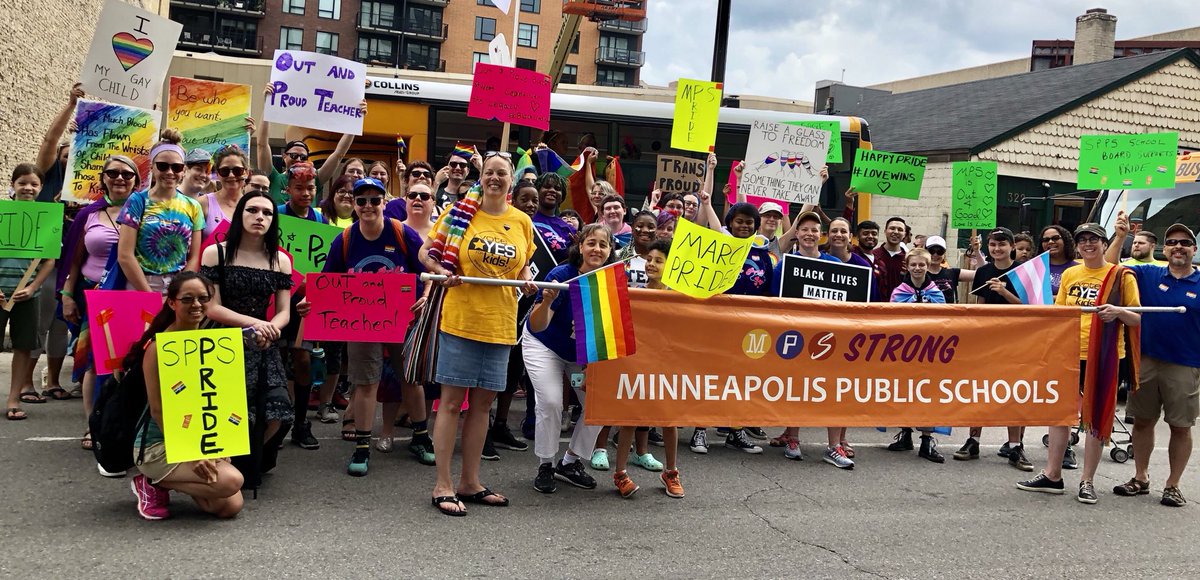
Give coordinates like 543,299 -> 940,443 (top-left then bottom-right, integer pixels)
452,143 -> 477,160
396,135 -> 407,156
1003,251 -> 1053,305
570,263 -> 636,364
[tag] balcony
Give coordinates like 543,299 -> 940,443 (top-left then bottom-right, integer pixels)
353,49 -> 446,72
409,0 -> 450,5
405,22 -> 448,41
598,18 -> 646,35
355,48 -> 399,67
595,46 -> 644,67
170,0 -> 265,16
358,11 -> 403,34
403,54 -> 446,72
178,29 -> 262,56
357,12 -> 447,41
595,78 -> 637,88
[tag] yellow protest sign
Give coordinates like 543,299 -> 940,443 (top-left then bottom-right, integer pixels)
156,327 -> 249,464
671,79 -> 722,153
663,218 -> 753,298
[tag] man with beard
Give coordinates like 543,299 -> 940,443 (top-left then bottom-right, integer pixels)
434,146 -> 482,211
1123,229 -> 1166,266
872,216 -> 909,301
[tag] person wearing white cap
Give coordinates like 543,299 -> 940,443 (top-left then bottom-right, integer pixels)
923,235 -> 978,305
756,201 -> 787,261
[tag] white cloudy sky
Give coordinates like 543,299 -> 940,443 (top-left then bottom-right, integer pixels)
641,0 -> 1195,100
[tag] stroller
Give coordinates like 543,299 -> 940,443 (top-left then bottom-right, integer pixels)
1040,378 -> 1136,463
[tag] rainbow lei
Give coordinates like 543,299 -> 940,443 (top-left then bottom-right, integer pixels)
427,182 -> 483,272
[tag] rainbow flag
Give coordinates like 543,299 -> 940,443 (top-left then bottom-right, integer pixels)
570,263 -> 636,364
1003,251 -> 1053,305
452,143 -> 476,160
396,135 -> 407,156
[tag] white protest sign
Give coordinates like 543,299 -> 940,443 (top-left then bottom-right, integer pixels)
264,50 -> 367,136
79,0 -> 182,110
741,120 -> 831,205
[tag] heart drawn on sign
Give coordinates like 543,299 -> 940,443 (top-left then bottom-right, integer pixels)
980,208 -> 993,218
878,182 -> 891,194
983,183 -> 995,193
112,32 -> 155,71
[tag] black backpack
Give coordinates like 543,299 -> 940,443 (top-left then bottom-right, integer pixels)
89,352 -> 150,474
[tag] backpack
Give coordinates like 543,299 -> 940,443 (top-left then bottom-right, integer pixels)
342,218 -> 409,263
89,350 -> 150,474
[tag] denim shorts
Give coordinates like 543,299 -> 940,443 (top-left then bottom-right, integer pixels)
434,331 -> 511,392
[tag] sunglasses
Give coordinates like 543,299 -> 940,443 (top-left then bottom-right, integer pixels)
1041,235 -> 1063,243
409,170 -> 432,179
1165,239 -> 1196,248
928,247 -> 946,254
447,161 -> 469,169
217,166 -> 246,177
355,197 -> 384,207
155,162 -> 186,174
406,191 -> 432,201
175,295 -> 212,305
484,151 -> 512,160
244,206 -> 274,217
287,152 -> 309,161
103,169 -> 137,181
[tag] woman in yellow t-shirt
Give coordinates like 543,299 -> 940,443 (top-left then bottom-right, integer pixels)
420,152 -> 536,517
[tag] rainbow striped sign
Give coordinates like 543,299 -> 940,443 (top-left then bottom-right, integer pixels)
570,263 -> 636,364
64,99 -> 161,204
167,77 -> 252,158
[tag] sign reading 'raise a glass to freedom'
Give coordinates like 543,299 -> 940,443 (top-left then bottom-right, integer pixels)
265,50 -> 366,135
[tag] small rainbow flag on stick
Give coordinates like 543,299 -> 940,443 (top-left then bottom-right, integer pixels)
1003,251 -> 1053,305
452,143 -> 476,160
395,135 -> 407,157
570,263 -> 636,364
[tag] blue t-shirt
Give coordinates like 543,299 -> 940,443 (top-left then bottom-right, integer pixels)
279,203 -> 327,224
383,198 -> 408,222
530,263 -> 580,363
1127,264 -> 1200,367
532,212 -> 576,263
770,251 -> 841,296
726,244 -> 775,297
323,219 -> 424,276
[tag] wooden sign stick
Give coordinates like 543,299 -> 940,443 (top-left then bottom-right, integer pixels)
3,258 -> 42,312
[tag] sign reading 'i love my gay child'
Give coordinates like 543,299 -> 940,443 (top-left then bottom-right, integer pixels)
80,0 -> 182,110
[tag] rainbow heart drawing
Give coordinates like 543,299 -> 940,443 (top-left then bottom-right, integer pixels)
112,32 -> 154,71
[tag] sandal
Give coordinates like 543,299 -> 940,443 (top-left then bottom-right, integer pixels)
841,441 -> 856,458
457,487 -> 509,507
432,495 -> 466,517
19,390 -> 46,404
6,408 -> 27,421
81,431 -> 94,451
68,385 -> 84,398
341,419 -> 357,442
43,387 -> 72,400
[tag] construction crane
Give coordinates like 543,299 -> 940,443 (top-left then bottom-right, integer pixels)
548,1 -> 647,90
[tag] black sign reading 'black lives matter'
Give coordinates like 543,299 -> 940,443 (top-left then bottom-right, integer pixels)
777,255 -> 873,303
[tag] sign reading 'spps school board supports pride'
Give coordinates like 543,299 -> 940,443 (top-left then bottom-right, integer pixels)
157,327 -> 249,464
663,218 -> 754,299
0,201 -> 65,259
655,155 -> 705,194
265,50 -> 367,136
80,0 -> 182,110
777,255 -> 873,303
467,63 -> 552,131
167,77 -> 252,157
279,215 -> 344,274
742,121 -> 832,205
585,292 -> 1081,428
303,272 -> 418,342
1078,132 -> 1178,190
850,149 -> 927,200
64,99 -> 161,204
950,161 -> 998,230
671,79 -> 722,153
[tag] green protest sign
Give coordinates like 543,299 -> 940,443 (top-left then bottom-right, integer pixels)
0,200 -> 65,259
951,161 -> 998,230
279,215 -> 343,274
1078,132 -> 1177,190
783,120 -> 842,164
849,150 -> 927,200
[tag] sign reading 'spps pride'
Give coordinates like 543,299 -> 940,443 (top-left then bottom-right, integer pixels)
265,50 -> 367,136
80,0 -> 182,110
467,63 -> 551,131
157,327 -> 249,464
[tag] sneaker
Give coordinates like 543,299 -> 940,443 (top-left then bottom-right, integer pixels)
307,389 -> 321,411
1062,446 -> 1078,470
632,453 -> 663,472
490,423 -> 529,451
407,437 -> 436,466
332,391 -> 350,410
316,403 -> 339,424
1016,472 -> 1065,494
1161,486 -> 1187,507
918,435 -> 945,464
614,471 -> 639,498
745,427 -> 768,440
822,445 -> 855,469
661,469 -> 685,498
560,408 -> 572,433
647,428 -> 665,447
1008,444 -> 1033,472
998,441 -> 1012,458
375,435 -> 394,453
783,437 -> 803,461
98,463 -> 127,478
481,435 -> 500,461
569,405 -> 582,425
887,428 -> 914,451
555,459 -> 598,489
347,452 -> 369,477
1077,480 -> 1098,504
1113,477 -> 1150,496
952,437 -> 979,461
291,421 -> 320,450
534,462 -> 557,494
130,474 -> 170,520
689,429 -> 708,454
725,429 -> 763,454
590,449 -> 610,470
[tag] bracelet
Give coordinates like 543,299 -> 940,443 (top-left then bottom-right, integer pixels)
59,289 -> 73,298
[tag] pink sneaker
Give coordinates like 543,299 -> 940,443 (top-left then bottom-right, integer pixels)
130,474 -> 171,520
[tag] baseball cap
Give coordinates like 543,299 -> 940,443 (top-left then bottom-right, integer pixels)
1165,223 -> 1197,242
988,226 -> 1014,243
1073,222 -> 1108,241
184,148 -> 212,166
794,211 -> 821,226
925,235 -> 947,251
758,201 -> 784,216
352,177 -> 387,196
284,140 -> 309,152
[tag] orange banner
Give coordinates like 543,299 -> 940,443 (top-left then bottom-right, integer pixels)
585,291 -> 1082,427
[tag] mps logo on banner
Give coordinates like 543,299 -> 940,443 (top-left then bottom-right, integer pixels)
777,255 -> 872,303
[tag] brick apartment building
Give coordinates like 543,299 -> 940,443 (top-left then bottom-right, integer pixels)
169,0 -> 646,86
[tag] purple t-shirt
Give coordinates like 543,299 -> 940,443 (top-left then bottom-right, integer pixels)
1049,260 -> 1073,297
323,219 -> 424,275
532,212 -> 576,262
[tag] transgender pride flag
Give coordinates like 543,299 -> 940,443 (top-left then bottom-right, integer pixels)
1003,251 -> 1053,305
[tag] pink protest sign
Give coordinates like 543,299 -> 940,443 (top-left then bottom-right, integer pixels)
200,219 -> 230,256
724,159 -> 788,207
84,289 -> 162,374
467,63 -> 551,131
302,272 -> 417,343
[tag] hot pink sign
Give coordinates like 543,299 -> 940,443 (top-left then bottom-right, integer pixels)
302,272 -> 417,343
84,289 -> 163,375
467,62 -> 551,131
200,219 -> 230,256
725,159 -> 788,207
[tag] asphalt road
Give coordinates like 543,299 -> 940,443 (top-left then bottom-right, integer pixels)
1,353 -> 1197,579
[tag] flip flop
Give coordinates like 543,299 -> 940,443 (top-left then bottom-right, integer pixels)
19,391 -> 46,404
6,408 -> 27,421
341,419 -> 357,441
432,495 -> 466,517
457,487 -> 510,507
44,387 -> 72,400
81,431 -> 94,451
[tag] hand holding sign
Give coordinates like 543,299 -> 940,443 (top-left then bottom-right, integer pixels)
741,121 -> 831,205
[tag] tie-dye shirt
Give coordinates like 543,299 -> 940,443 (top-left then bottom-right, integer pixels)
117,189 -> 204,275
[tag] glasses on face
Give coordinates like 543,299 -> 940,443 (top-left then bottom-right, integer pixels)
335,189 -> 354,198
217,166 -> 246,177
683,201 -> 699,208
1041,235 -> 1062,243
409,170 -> 432,179
1076,236 -> 1102,245
103,169 -> 137,181
1165,239 -> 1196,248
244,206 -> 274,217
355,196 -> 384,207
447,161 -> 468,169
175,295 -> 212,305
287,152 -> 308,161
155,162 -> 186,174
406,191 -> 432,201
928,248 -> 945,255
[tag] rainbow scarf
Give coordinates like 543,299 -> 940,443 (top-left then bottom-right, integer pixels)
1080,265 -> 1141,441
427,182 -> 482,272
570,262 -> 636,363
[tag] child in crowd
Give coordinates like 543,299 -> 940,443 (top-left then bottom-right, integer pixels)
1014,233 -> 1035,263
887,248 -> 947,463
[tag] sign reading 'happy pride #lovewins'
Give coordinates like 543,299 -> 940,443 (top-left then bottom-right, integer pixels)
80,0 -> 182,110
0,201 -> 64,259
265,50 -> 367,136
467,63 -> 552,131
167,77 -> 252,157
850,149 -> 927,200
64,99 -> 161,204
278,215 -> 344,274
951,161 -> 998,230
157,327 -> 249,464
84,290 -> 162,375
741,121 -> 831,205
303,272 -> 418,343
1078,132 -> 1178,190
585,292 -> 1081,428
671,79 -> 722,153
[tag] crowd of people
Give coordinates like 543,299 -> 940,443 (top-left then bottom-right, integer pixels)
3,83 -> 1197,520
